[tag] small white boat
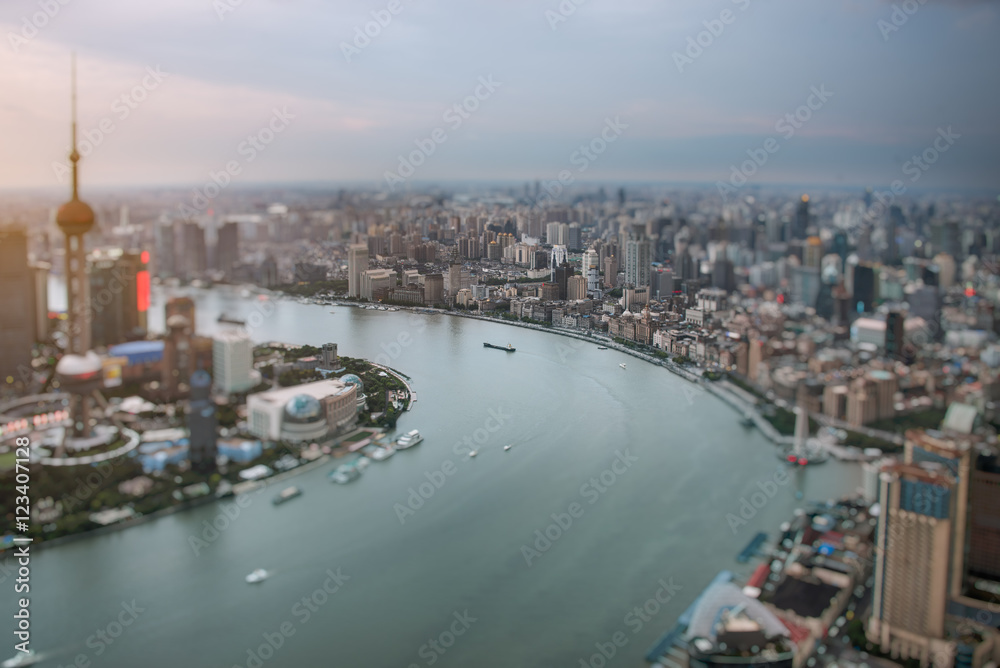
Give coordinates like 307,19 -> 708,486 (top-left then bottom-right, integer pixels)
2,651 -> 38,668
395,430 -> 423,450
597,346 -> 608,350
469,450 -> 478,458
504,444 -> 512,452
369,446 -> 396,461
245,568 -> 268,584
619,363 -> 627,369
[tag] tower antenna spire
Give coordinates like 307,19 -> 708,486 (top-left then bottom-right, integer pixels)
70,51 -> 80,200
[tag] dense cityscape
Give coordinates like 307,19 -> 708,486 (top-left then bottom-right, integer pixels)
2,1 -> 1000,667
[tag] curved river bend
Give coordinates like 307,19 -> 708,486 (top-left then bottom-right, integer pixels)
7,286 -> 860,668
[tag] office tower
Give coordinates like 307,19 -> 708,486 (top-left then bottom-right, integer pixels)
321,343 -> 339,370
853,264 -> 876,313
448,264 -> 462,295
803,236 -> 823,268
216,221 -> 240,273
166,297 -> 197,334
212,330 -> 253,393
886,311 -> 905,360
550,245 -> 568,279
869,430 -> 975,666
603,256 -> 618,289
423,274 -> 444,304
567,275 -> 587,301
179,222 -> 208,279
583,249 -> 600,293
791,265 -> 820,308
887,205 -> 904,264
567,223 -> 581,250
554,264 -> 573,300
187,369 -> 217,474
155,221 -> 176,278
89,249 -> 149,348
347,243 -> 368,298
360,268 -> 393,301
0,227 -> 37,385
56,57 -> 95,354
794,194 -> 810,240
624,233 -> 651,289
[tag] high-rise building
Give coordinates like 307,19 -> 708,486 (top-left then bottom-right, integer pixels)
212,330 -> 253,393
321,343 -> 339,370
853,264 -> 876,313
603,256 -> 619,289
179,222 -> 208,280
163,309 -> 195,399
567,275 -> 587,301
554,264 -> 573,300
447,264 -> 462,295
0,227 -> 38,386
869,429 -> 975,666
794,194 -> 810,240
624,233 -> 651,289
89,249 -> 149,349
154,221 -> 176,278
215,221 -> 240,273
347,244 -> 368,298
360,268 -> 394,301
970,451 -> 1000,581
567,223 -> 581,250
187,369 -> 217,473
886,311 -> 905,360
423,274 -> 444,305
56,57 -> 96,355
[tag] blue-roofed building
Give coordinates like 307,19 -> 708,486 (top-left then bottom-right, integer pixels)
109,340 -> 164,366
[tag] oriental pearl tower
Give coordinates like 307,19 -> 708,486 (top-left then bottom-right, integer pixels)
56,54 -> 95,355
54,55 -> 100,441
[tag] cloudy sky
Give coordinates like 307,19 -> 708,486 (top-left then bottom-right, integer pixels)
0,0 -> 997,191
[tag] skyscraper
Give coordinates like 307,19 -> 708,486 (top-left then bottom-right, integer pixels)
0,226 -> 38,386
56,56 -> 96,355
213,330 -> 253,393
347,243 -> 368,298
624,232 -> 651,289
187,369 -> 217,473
215,221 -> 240,274
89,249 -> 149,349
794,194 -> 810,240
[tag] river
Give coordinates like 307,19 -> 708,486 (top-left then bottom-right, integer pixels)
6,284 -> 861,668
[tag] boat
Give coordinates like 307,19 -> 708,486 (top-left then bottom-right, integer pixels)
272,486 -> 302,505
740,412 -> 755,428
504,444 -> 512,452
329,464 -> 361,484
368,445 -> 396,461
218,314 -> 246,325
597,346 -> 608,350
468,450 -> 478,458
2,651 -> 38,668
245,568 -> 268,584
619,363 -> 627,369
484,342 -> 516,352
395,429 -> 423,450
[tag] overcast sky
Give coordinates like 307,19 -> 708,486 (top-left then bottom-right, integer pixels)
1,0 -> 997,191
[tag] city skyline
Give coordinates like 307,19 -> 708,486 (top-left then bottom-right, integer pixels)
1,0 -> 999,190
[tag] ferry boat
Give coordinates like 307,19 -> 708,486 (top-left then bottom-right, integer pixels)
367,445 -> 396,461
329,464 -> 361,484
245,568 -> 268,584
395,429 -> 423,450
597,346 -> 608,350
218,314 -> 246,325
272,486 -> 302,505
619,363 -> 627,369
484,342 -> 516,352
